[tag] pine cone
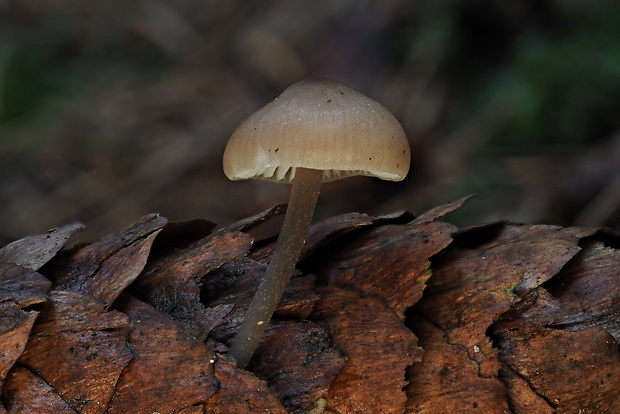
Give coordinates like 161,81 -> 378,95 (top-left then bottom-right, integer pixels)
1,196 -> 618,413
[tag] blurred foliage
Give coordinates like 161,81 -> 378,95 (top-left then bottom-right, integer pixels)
0,0 -> 619,243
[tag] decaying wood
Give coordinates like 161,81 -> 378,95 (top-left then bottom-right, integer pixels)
0,195 -> 618,413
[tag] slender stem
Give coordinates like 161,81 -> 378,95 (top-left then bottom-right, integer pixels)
228,167 -> 323,368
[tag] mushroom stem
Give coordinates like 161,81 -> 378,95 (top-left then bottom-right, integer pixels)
228,167 -> 323,368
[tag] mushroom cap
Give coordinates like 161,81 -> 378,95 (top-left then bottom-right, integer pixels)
223,78 -> 411,183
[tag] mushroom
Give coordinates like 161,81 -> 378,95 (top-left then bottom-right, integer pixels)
223,78 -> 410,368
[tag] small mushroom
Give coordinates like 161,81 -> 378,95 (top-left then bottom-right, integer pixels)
223,78 -> 410,368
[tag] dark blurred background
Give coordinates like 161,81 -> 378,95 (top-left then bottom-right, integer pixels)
1,0 -> 619,243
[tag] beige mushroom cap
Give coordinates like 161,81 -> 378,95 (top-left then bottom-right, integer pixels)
223,78 -> 411,183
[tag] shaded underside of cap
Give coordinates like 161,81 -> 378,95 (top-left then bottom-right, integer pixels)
223,79 -> 411,184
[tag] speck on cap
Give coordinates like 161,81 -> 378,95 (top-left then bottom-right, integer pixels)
223,78 -> 411,183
